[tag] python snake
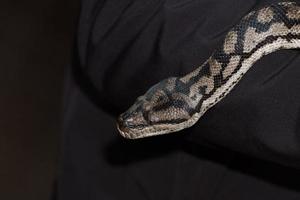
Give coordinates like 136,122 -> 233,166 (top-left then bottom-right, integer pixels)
117,1 -> 300,139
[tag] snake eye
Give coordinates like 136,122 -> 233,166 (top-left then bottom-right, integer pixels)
149,114 -> 160,123
157,95 -> 165,103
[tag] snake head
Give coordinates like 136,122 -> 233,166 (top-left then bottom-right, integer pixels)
117,77 -> 200,139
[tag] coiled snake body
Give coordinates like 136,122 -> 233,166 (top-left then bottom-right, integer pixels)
117,1 -> 300,139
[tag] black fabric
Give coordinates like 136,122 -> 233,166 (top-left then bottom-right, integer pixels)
57,0 -> 300,199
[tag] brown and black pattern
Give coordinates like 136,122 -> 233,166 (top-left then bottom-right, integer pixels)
117,2 -> 300,139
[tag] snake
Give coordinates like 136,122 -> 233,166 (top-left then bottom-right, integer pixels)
116,1 -> 300,139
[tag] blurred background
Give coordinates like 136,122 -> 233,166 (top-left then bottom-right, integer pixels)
0,1 -> 79,199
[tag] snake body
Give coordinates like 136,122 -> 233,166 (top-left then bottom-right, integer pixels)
117,1 -> 300,139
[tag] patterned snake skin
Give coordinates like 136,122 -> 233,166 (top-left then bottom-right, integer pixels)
117,1 -> 300,139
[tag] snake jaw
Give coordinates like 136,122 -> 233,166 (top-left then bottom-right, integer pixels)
117,111 -> 202,139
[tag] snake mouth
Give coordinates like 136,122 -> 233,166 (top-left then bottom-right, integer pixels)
116,112 -> 202,139
117,115 -> 146,130
116,122 -> 177,139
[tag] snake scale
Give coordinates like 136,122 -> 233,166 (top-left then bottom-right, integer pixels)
117,1 -> 300,139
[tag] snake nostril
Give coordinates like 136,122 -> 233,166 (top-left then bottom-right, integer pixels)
118,114 -> 123,121
117,115 -> 126,128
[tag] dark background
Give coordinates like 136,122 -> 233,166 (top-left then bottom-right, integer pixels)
0,1 -> 79,199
